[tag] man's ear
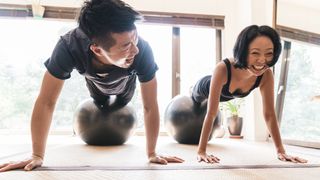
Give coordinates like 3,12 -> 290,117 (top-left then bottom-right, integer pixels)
90,44 -> 103,57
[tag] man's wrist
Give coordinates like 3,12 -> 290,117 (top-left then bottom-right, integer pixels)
148,152 -> 156,158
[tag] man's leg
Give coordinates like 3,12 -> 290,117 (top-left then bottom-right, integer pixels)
85,79 -> 110,108
116,75 -> 137,106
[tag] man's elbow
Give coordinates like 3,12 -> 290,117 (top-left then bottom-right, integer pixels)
143,102 -> 158,114
35,96 -> 58,109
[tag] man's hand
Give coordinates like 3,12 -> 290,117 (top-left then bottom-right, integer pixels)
0,155 -> 43,172
197,152 -> 220,164
277,152 -> 308,163
148,153 -> 184,165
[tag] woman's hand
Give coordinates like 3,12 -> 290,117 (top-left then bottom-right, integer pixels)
197,152 -> 220,164
277,152 -> 308,163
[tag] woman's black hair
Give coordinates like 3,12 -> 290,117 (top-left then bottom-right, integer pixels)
233,25 -> 282,69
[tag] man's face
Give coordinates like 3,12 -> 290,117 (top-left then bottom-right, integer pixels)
93,30 -> 139,69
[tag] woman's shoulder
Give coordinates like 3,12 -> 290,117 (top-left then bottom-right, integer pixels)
215,60 -> 227,74
212,58 -> 232,85
262,68 -> 273,79
215,58 -> 234,73
259,68 -> 274,87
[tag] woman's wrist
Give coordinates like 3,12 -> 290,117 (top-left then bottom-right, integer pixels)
276,147 -> 286,154
32,154 -> 44,160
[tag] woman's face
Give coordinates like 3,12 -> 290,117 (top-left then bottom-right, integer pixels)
246,36 -> 274,76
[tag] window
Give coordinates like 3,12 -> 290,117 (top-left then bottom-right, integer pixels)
133,24 -> 172,129
0,18 -> 89,130
180,27 -> 216,96
133,25 -> 217,130
0,6 -> 223,133
279,42 -> 320,142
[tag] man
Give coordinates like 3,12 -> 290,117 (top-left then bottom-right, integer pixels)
0,0 -> 183,172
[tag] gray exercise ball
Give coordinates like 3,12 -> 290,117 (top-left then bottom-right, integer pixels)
73,98 -> 137,145
164,95 -> 221,144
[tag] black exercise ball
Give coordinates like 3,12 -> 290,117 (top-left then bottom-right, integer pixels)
164,95 -> 221,144
73,98 -> 137,145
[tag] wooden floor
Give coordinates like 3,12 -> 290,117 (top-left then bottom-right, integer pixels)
0,135 -> 319,180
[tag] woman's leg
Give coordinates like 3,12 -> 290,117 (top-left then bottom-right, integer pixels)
191,75 -> 211,104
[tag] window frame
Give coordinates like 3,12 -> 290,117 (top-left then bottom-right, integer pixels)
275,25 -> 320,148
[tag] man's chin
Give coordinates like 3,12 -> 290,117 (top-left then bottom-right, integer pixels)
113,59 -> 134,68
117,63 -> 132,69
124,60 -> 134,67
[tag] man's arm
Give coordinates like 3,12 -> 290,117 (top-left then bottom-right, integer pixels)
140,77 -> 159,158
0,71 -> 64,172
140,77 -> 184,164
31,71 -> 65,160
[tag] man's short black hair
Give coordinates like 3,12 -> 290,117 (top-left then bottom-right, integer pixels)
78,0 -> 141,51
233,25 -> 282,69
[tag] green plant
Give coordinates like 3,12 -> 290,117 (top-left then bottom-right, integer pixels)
222,98 -> 244,117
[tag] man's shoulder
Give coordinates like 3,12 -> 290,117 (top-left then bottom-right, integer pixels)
134,37 -> 153,62
59,27 -> 92,61
137,36 -> 150,51
61,27 -> 91,46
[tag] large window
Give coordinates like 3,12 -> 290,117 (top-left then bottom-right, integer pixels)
279,42 -> 320,142
133,24 -> 216,129
0,7 -> 222,133
0,5 -> 223,133
0,18 -> 90,130
180,27 -> 216,96
133,24 -> 172,129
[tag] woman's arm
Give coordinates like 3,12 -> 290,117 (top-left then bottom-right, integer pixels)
259,69 -> 307,163
197,62 -> 227,163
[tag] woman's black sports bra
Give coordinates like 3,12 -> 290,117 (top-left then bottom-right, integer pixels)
219,58 -> 263,102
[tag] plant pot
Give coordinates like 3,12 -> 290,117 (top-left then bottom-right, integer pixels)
227,116 -> 243,136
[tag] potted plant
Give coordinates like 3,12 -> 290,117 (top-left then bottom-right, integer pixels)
223,99 -> 244,138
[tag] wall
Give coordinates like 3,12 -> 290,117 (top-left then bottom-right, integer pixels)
278,0 -> 320,34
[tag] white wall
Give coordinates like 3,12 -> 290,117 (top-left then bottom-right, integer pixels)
278,0 -> 320,34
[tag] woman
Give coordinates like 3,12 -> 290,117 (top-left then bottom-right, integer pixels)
192,25 -> 307,163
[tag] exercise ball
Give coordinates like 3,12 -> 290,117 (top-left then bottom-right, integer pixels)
73,98 -> 137,145
164,95 -> 221,144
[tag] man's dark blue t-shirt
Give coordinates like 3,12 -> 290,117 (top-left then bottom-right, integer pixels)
44,27 -> 158,97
